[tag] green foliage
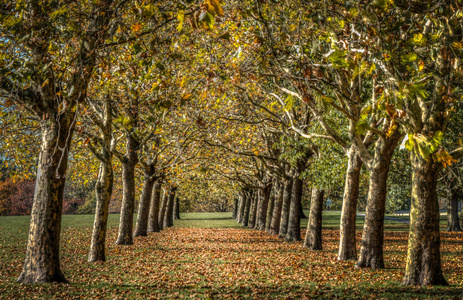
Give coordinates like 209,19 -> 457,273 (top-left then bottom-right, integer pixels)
405,131 -> 444,160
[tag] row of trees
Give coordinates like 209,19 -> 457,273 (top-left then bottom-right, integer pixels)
1,0 -> 462,287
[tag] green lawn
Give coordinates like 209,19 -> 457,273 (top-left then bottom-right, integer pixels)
0,210 -> 416,248
175,210 -> 411,230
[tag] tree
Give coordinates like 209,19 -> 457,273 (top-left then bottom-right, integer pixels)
1,0 -> 115,283
304,188 -> 324,250
84,95 -> 115,262
369,1 -> 463,285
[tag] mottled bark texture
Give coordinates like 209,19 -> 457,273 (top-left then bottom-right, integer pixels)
279,176 -> 293,238
248,190 -> 258,229
15,0 -> 113,283
115,135 -> 139,245
174,198 -> 181,220
446,180 -> 461,232
237,191 -> 246,223
357,127 -> 403,269
402,152 -> 447,286
88,97 -> 114,263
257,183 -> 272,231
133,176 -> 156,237
265,185 -> 276,232
338,149 -> 362,261
148,180 -> 162,232
304,188 -> 324,250
285,171 -> 303,241
163,187 -> 176,228
158,192 -> 167,230
88,161 -> 113,262
269,179 -> 283,235
17,114 -> 76,283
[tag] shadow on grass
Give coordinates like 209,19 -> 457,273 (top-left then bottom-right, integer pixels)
63,282 -> 463,299
180,217 -> 234,221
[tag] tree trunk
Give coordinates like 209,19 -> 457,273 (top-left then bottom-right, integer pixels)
265,186 -> 276,232
269,179 -> 283,235
115,135 -> 138,245
252,190 -> 261,229
237,191 -> 246,223
158,192 -> 167,230
299,200 -> 307,219
248,190 -> 258,229
279,176 -> 293,238
88,160 -> 113,262
17,113 -> 75,283
285,172 -> 303,241
163,187 -> 176,228
174,198 -> 181,220
242,190 -> 251,227
88,95 -> 114,263
133,176 -> 156,237
257,183 -> 272,230
148,179 -> 162,232
232,197 -> 238,219
304,188 -> 324,250
446,181 -> 461,232
357,129 -> 402,268
402,152 -> 447,286
338,149 -> 362,261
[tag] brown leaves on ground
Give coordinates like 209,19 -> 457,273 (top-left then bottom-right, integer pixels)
1,226 -> 463,299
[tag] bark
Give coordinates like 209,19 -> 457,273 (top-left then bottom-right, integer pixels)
265,186 -> 276,232
242,190 -> 251,227
148,179 -> 162,232
357,128 -> 402,269
269,179 -> 283,235
163,187 -> 176,228
115,135 -> 138,245
158,192 -> 167,230
17,113 -> 75,283
304,188 -> 324,250
338,149 -> 362,261
446,181 -> 461,232
248,191 -> 258,229
4,0 -> 114,284
279,176 -> 293,238
402,152 -> 447,286
232,197 -> 238,219
256,183 -> 272,231
88,160 -> 113,262
237,192 -> 246,223
133,176 -> 156,237
15,0 -> 114,282
285,172 -> 303,241
299,201 -> 307,219
174,198 -> 181,220
88,97 -> 114,263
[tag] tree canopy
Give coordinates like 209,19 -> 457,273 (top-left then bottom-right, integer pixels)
1,0 -> 463,287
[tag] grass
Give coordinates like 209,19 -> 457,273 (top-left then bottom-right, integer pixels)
0,212 -> 462,299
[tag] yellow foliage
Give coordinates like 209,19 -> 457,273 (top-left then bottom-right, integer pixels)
204,0 -> 224,17
434,149 -> 458,168
131,23 -> 142,33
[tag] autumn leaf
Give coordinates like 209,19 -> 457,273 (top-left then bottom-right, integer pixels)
434,149 -> 458,167
131,23 -> 142,33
